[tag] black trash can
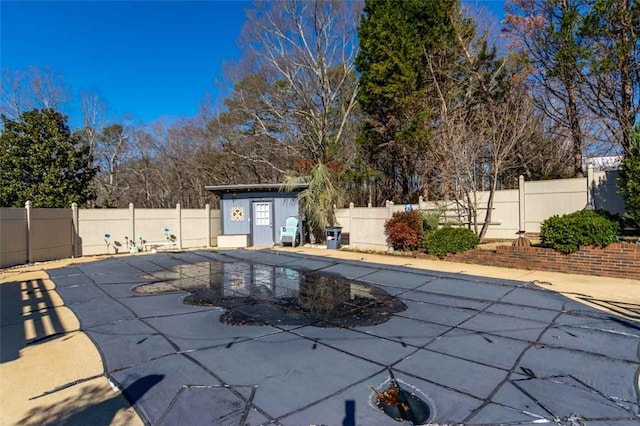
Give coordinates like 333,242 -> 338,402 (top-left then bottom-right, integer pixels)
325,226 -> 343,249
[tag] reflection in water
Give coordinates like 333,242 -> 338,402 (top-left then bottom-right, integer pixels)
136,261 -> 406,327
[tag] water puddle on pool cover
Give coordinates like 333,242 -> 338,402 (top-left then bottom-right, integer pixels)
136,261 -> 407,327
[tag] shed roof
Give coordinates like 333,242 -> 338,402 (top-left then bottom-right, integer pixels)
204,183 -> 309,194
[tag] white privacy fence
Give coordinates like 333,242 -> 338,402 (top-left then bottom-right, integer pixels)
1,203 -> 221,268
76,204 -> 221,256
334,167 -> 625,251
0,166 -> 626,267
0,202 -> 74,268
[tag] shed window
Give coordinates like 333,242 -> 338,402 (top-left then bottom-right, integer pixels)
255,203 -> 270,225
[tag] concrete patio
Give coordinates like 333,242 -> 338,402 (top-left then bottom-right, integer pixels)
1,249 -> 639,425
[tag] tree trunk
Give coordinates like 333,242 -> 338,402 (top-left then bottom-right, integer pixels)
619,2 -> 634,155
565,80 -> 584,177
479,172 -> 498,239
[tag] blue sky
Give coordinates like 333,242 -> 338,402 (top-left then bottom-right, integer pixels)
1,1 -> 507,127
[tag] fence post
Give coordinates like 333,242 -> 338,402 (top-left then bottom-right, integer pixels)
205,204 -> 211,248
71,202 -> 79,257
387,201 -> 394,219
25,201 -> 32,263
518,175 -> 525,235
176,203 -> 183,249
129,203 -> 135,248
348,202 -> 354,240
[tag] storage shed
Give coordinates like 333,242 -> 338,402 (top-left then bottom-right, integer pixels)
205,183 -> 308,248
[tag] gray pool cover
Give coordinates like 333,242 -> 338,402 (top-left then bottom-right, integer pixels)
46,250 -> 640,425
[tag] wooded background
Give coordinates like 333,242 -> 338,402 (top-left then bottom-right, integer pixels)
2,0 -> 638,238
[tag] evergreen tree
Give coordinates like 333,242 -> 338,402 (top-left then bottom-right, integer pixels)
355,0 -> 463,203
582,0 -> 639,155
618,125 -> 640,227
0,109 -> 97,207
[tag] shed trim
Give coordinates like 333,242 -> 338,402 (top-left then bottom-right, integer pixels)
205,183 -> 309,194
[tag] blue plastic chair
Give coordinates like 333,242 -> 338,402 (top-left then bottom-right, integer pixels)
280,217 -> 299,247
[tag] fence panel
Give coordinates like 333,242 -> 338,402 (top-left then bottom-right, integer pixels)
78,209 -> 130,255
0,208 -> 27,268
524,178 -> 586,233
335,210 -> 351,233
181,209 -> 209,248
30,208 -> 73,262
210,210 -> 221,247
135,209 -> 179,246
347,207 -> 389,251
593,170 -> 624,215
483,189 -> 519,239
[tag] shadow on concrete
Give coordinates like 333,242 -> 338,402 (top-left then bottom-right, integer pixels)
0,278 -> 65,363
18,374 -> 164,426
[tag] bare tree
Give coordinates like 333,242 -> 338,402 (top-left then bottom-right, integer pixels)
232,0 -> 361,169
0,66 -> 70,119
505,0 -> 590,177
121,117 -> 224,208
432,103 -> 483,232
214,0 -> 362,237
428,15 -> 540,239
434,78 -> 538,238
94,120 -> 135,207
79,91 -> 109,157
511,115 -> 575,181
478,86 -> 538,237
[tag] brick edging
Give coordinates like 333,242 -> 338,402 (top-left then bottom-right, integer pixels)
416,243 -> 640,280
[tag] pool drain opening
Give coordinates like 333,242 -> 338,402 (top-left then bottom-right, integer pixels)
370,378 -> 432,425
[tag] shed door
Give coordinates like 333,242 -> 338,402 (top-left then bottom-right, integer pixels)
252,201 -> 273,246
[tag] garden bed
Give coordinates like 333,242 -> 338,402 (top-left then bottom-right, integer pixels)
415,243 -> 640,280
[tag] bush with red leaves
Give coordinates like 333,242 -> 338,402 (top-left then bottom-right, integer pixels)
384,211 -> 424,251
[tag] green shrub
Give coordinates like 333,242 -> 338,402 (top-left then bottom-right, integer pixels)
421,209 -> 443,234
540,210 -> 620,254
618,127 -> 640,228
423,227 -> 480,259
384,211 -> 424,251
